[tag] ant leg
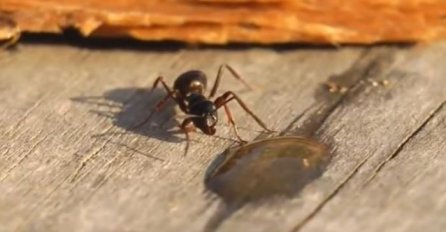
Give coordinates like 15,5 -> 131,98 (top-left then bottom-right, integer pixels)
215,91 -> 272,132
222,104 -> 247,143
151,76 -> 188,112
131,76 -> 180,129
130,94 -> 173,129
180,118 -> 196,156
150,76 -> 175,96
208,64 -> 252,98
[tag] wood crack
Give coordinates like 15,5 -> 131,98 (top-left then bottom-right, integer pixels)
69,125 -> 116,183
363,100 -> 446,186
290,48 -> 401,231
5,94 -> 48,138
82,148 -> 136,203
292,155 -> 370,231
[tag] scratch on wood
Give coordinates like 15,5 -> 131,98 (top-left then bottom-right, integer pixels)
292,155 -> 371,231
363,101 -> 446,186
20,130 -> 121,227
68,83 -> 158,183
69,127 -> 116,183
71,104 -> 163,184
0,130 -> 48,182
5,94 -> 48,138
107,139 -> 165,162
17,174 -> 73,231
167,50 -> 186,69
0,146 -> 10,159
83,151 -> 136,203
81,134 -> 165,202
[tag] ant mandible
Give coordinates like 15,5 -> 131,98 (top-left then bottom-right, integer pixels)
134,64 -> 273,154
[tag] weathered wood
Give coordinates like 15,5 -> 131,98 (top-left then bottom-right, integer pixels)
300,103 -> 446,232
0,41 -> 445,232
215,45 -> 446,232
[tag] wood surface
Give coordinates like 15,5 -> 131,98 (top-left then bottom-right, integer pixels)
0,40 -> 445,232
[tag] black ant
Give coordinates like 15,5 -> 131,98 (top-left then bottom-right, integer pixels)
134,64 -> 273,154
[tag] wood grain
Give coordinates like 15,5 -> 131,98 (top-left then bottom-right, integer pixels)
0,41 -> 445,232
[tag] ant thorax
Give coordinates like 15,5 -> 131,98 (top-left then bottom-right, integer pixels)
186,93 -> 207,106
187,94 -> 217,116
188,80 -> 206,95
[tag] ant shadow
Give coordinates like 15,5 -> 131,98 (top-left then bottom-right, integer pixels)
72,87 -> 186,144
72,86 -> 240,147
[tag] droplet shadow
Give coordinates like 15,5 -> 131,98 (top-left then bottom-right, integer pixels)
202,137 -> 330,232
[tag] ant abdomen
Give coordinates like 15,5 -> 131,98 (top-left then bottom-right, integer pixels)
174,70 -> 207,96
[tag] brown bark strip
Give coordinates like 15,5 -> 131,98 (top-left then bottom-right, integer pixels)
1,0 -> 446,44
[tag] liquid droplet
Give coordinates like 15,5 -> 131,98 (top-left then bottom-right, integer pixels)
203,136 -> 330,231
205,136 -> 330,204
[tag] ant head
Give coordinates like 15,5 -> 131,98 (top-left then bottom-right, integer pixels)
198,112 -> 218,135
205,113 -> 218,128
189,100 -> 218,135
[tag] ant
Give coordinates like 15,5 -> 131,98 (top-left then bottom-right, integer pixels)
134,64 -> 273,154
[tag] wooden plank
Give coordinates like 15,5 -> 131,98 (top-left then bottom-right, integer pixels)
214,44 -> 446,232
0,41 -> 445,232
299,103 -> 446,232
0,43 -> 362,232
